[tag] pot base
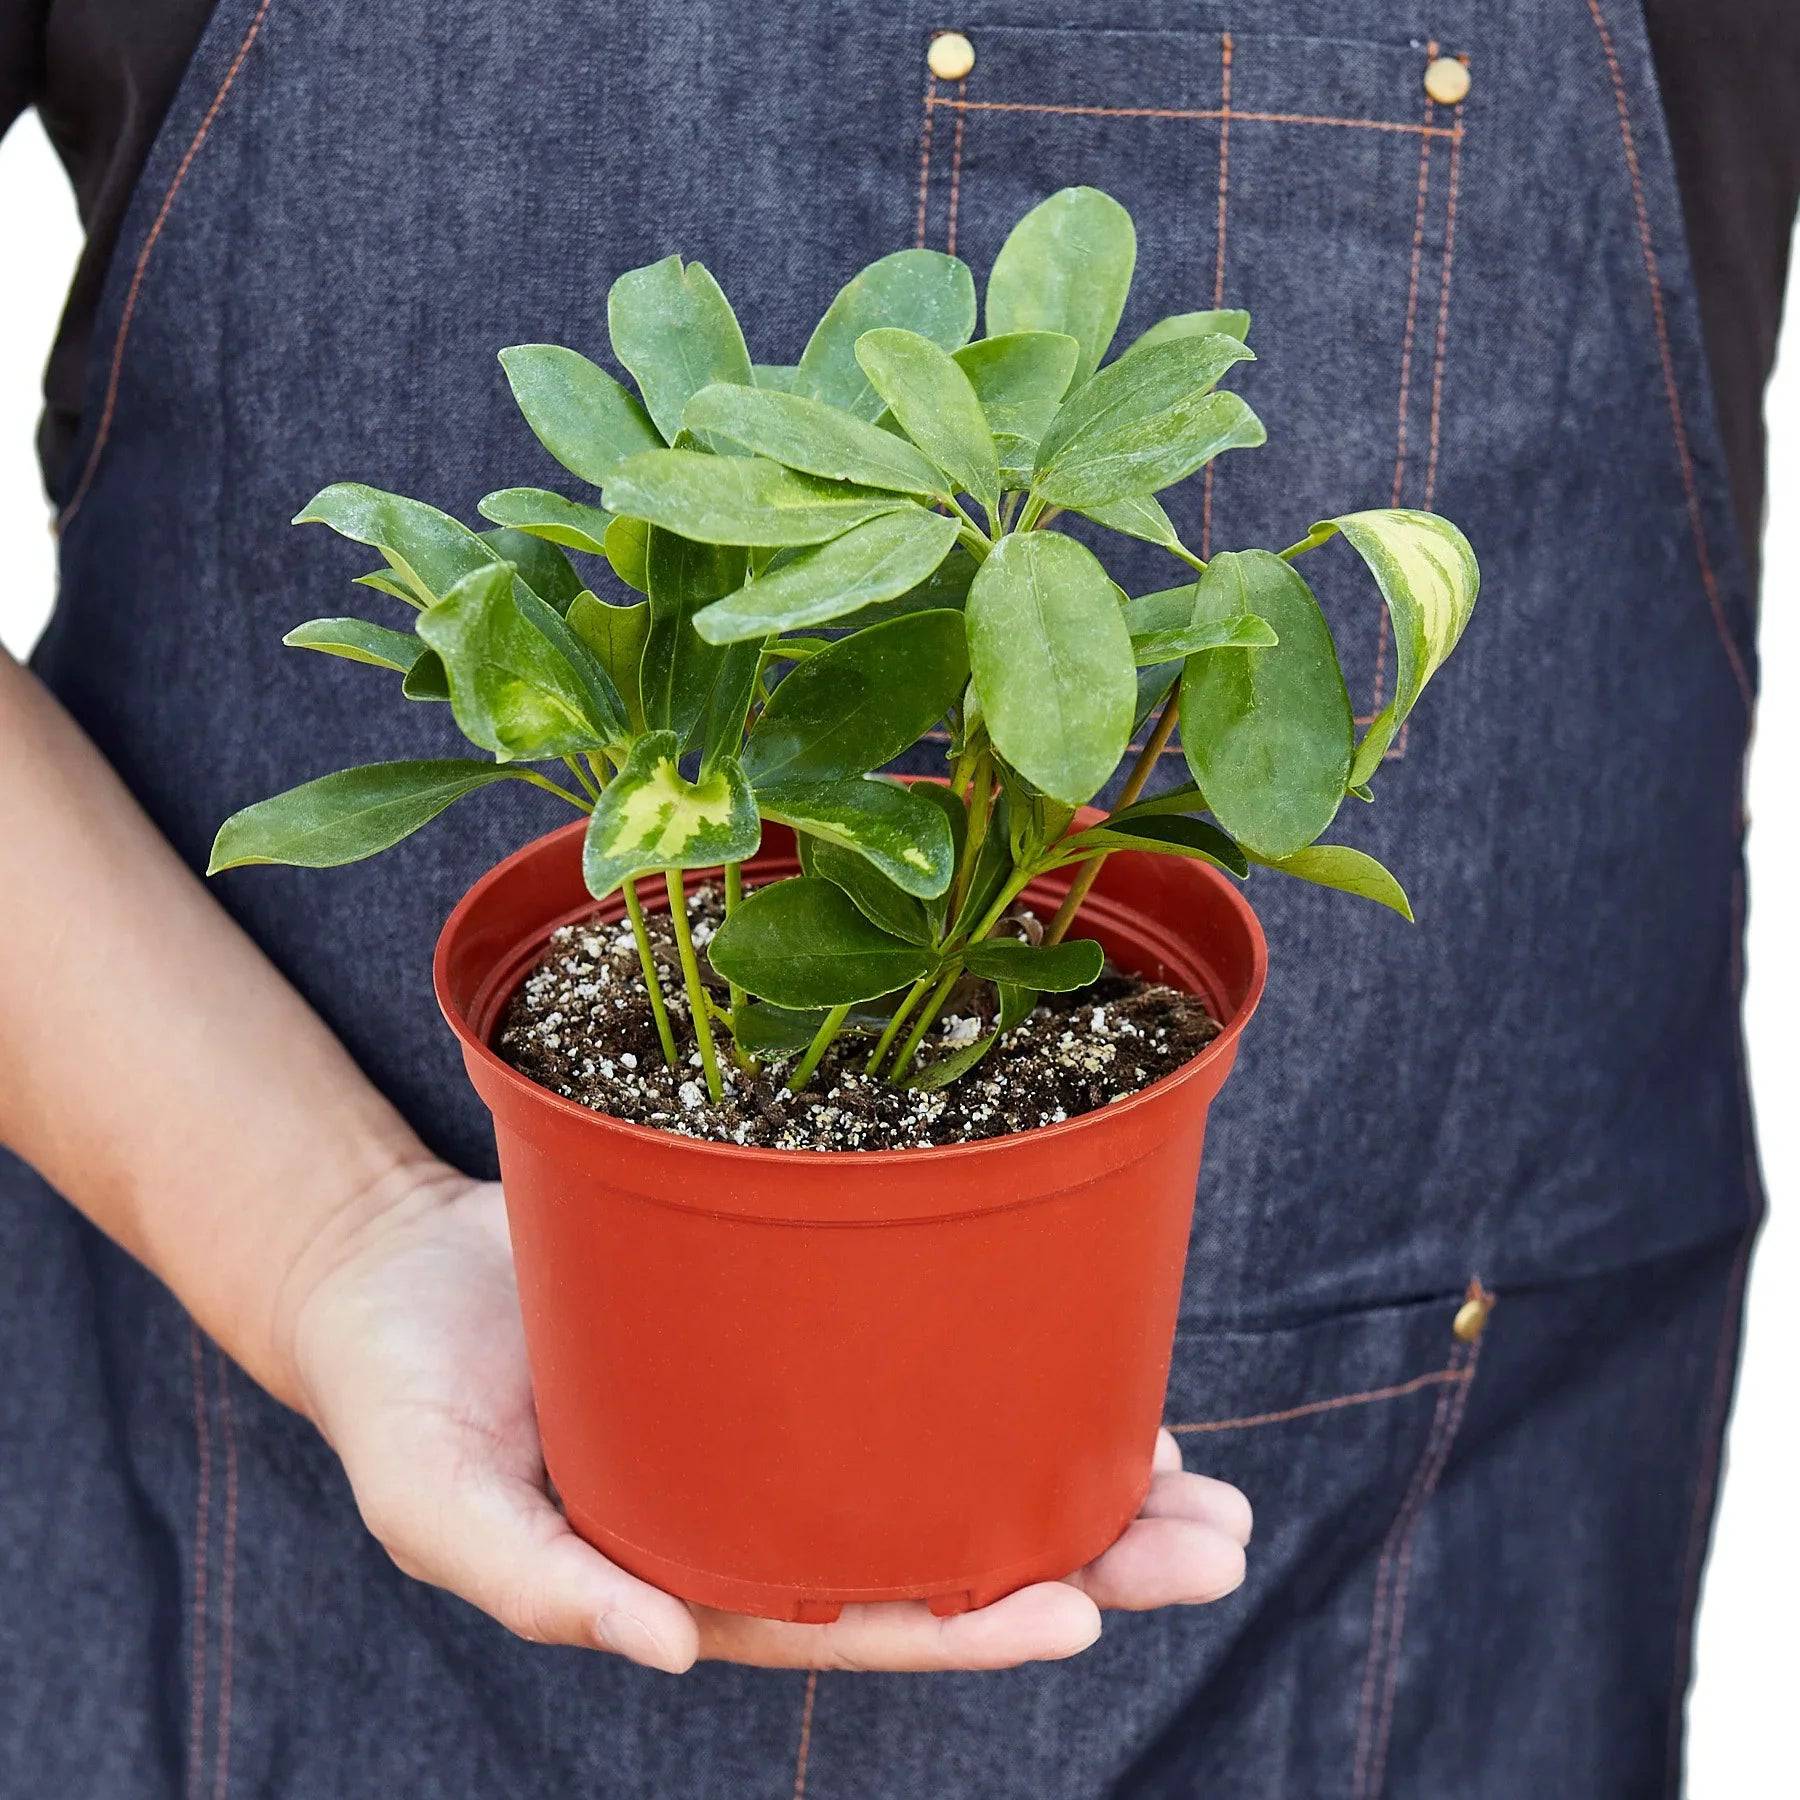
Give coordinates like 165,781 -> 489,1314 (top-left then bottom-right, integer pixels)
558,1469 -> 1153,1623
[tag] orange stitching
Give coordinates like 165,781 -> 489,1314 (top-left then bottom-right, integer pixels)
1364,1328 -> 1483,1795
792,1669 -> 819,1799
187,1327 -> 212,1800
212,1359 -> 239,1800
946,106 -> 967,258
58,0 -> 276,531
1351,1344 -> 1465,1796
924,96 -> 1460,139
1200,32 -> 1232,561
914,76 -> 937,249
1664,874 -> 1758,1795
1170,1365 -> 1470,1436
1584,0 -> 1753,718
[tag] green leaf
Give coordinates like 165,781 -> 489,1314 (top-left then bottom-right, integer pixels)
796,248 -> 977,419
758,778 -> 955,898
797,832 -> 935,945
402,649 -> 450,702
294,483 -> 501,606
809,537 -> 976,630
1127,589 -> 1278,662
1133,661 -> 1181,735
476,487 -> 613,554
854,328 -> 999,516
479,528 -> 584,613
416,563 -> 628,760
642,528 -> 750,748
985,186 -> 1137,386
904,980 -> 1037,1091
1179,550 -> 1352,858
707,876 -> 935,1008
683,383 -> 948,498
497,344 -> 662,487
580,732 -> 760,900
696,640 -> 763,775
752,363 -> 803,394
1122,309 -> 1251,357
692,507 -> 960,642
1310,510 -> 1481,785
605,256 -> 754,445
602,449 -> 904,546
962,936 -> 1103,992
1031,335 -> 1263,508
566,592 -> 650,733
966,531 -> 1135,806
732,1001 -> 833,1055
953,331 -> 1081,481
353,568 -> 419,604
282,617 -> 424,674
603,514 -> 651,592
1054,813 -> 1249,877
209,760 -> 523,873
1255,843 -> 1414,921
742,611 -> 968,782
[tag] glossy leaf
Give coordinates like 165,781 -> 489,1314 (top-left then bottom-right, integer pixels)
1125,581 -> 1279,663
796,248 -> 977,419
1123,308 -> 1251,357
1075,493 -> 1190,555
602,514 -> 651,593
1032,335 -> 1263,508
854,328 -> 999,515
757,778 -> 955,898
294,483 -> 500,606
580,732 -> 760,900
797,831 -> 935,945
904,981 -> 1037,1091
1256,843 -> 1414,921
282,617 -> 424,674
416,563 -> 628,760
985,186 -> 1136,385
605,256 -> 754,444
1054,812 -> 1249,877
497,344 -> 661,487
707,876 -> 936,1008
953,331 -> 1080,481
696,640 -> 763,775
602,449 -> 903,546
354,568 -> 420,604
479,527 -> 584,613
209,760 -> 522,873
962,935 -> 1104,992
1179,550 -> 1352,858
823,539 -> 976,628
966,531 -> 1135,806
684,383 -> 948,498
566,592 -> 650,733
693,507 -> 959,642
402,650 -> 450,701
752,363 -> 803,393
1311,509 -> 1481,785
742,611 -> 968,783
643,528 -> 749,748
477,487 -> 612,554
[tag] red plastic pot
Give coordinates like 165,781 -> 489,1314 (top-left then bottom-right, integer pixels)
435,808 -> 1266,1622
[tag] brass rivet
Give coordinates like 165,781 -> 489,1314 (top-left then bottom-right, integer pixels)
1424,56 -> 1471,106
928,31 -> 976,82
1452,1289 -> 1492,1343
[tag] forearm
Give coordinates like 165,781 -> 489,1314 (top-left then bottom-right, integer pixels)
0,649 -> 434,1406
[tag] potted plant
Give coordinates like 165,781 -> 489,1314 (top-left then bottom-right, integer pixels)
210,187 -> 1478,1623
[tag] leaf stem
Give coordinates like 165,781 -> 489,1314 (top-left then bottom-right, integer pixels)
563,755 -> 603,804
1277,525 -> 1333,562
1043,684 -> 1183,946
787,1003 -> 851,1093
622,880 -> 680,1068
865,974 -> 934,1074
883,967 -> 961,1085
514,769 -> 594,813
947,750 -> 993,923
664,871 -> 725,1102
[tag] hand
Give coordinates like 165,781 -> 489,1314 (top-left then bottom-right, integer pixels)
288,1166 -> 1251,1674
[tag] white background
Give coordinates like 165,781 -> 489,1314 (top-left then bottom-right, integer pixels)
0,110 -> 1793,1792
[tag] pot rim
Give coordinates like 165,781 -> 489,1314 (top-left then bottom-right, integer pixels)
434,815 -> 1268,1169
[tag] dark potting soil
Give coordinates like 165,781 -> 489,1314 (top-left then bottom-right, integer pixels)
495,886 -> 1221,1150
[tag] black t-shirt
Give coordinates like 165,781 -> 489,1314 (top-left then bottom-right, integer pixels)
3,1 -> 1798,565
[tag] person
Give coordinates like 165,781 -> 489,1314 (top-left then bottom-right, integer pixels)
1,2 -> 1794,1794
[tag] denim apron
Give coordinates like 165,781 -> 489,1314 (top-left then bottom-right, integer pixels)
2,1 -> 1762,1794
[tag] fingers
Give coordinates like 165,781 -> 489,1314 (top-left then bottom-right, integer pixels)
1153,1427 -> 1185,1473
1138,1469 -> 1254,1546
696,1582 -> 1103,1671
1066,1512 -> 1247,1611
357,1462 -> 699,1672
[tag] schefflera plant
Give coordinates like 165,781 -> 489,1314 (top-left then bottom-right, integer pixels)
210,184 -> 1478,1106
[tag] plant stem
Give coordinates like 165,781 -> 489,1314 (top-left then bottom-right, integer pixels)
883,967 -> 961,1085
514,769 -> 594,813
946,750 -> 993,923
1043,685 -> 1183,945
787,1003 -> 851,1093
621,880 -> 680,1068
1277,525 -> 1333,562
865,974 -> 934,1074
721,861 -> 760,1076
1015,494 -> 1049,532
563,756 -> 603,803
664,871 -> 724,1102
1170,542 -> 1208,575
